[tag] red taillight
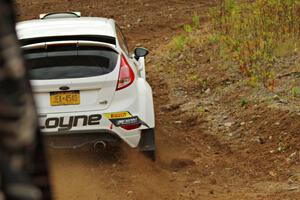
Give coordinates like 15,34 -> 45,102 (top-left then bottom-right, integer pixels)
120,123 -> 141,130
116,54 -> 135,90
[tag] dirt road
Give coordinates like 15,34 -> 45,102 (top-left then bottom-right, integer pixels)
16,0 -> 300,199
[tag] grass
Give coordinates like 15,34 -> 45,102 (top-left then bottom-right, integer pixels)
291,86 -> 300,97
211,0 -> 300,89
160,0 -> 300,102
168,13 -> 202,54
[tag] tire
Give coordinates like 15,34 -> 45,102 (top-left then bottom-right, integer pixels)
143,149 -> 156,161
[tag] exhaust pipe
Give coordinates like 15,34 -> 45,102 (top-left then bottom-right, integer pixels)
93,140 -> 107,151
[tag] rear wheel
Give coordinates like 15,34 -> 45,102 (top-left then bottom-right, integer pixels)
138,128 -> 156,161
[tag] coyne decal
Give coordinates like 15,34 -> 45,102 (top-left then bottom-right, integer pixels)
39,114 -> 102,131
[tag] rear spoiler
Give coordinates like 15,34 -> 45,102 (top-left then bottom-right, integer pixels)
39,12 -> 81,19
20,35 -> 116,46
22,40 -> 120,54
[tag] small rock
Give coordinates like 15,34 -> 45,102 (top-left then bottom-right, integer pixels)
240,122 -> 246,126
288,178 -> 294,184
269,171 -> 277,177
223,116 -> 228,120
289,152 -> 297,159
170,158 -> 196,170
178,54 -> 184,60
252,137 -> 265,144
273,95 -> 280,101
174,121 -> 182,124
269,136 -> 273,140
205,88 -> 211,94
137,18 -> 143,23
224,122 -> 234,127
275,122 -> 280,126
161,103 -> 180,111
193,180 -> 201,184
279,99 -> 288,104
127,191 -> 133,195
287,186 -> 298,191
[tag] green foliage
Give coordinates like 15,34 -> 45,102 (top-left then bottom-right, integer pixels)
240,98 -> 249,107
291,86 -> 300,97
170,14 -> 201,53
212,0 -> 300,88
192,13 -> 200,29
185,13 -> 201,33
184,24 -> 193,33
208,33 -> 221,44
246,76 -> 259,88
197,106 -> 205,114
170,35 -> 187,52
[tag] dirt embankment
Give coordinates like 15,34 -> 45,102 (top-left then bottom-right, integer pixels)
16,0 -> 300,199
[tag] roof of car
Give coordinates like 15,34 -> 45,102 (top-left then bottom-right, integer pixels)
16,17 -> 116,40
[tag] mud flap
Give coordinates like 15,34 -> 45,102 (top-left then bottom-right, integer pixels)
138,128 -> 156,161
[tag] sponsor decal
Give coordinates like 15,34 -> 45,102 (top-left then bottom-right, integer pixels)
104,111 -> 132,119
104,111 -> 149,128
39,114 -> 102,131
110,116 -> 140,126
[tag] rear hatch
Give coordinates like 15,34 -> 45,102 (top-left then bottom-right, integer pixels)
24,41 -> 120,114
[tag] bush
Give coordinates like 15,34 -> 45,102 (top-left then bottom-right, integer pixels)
212,0 -> 300,88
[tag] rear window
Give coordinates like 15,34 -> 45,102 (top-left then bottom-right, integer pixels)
24,45 -> 118,80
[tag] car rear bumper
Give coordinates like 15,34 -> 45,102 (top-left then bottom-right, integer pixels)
45,130 -> 121,149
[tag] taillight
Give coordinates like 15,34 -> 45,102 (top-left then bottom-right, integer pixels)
120,123 -> 141,130
116,54 -> 135,90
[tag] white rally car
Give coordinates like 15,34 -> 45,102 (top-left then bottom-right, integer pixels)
16,12 -> 156,160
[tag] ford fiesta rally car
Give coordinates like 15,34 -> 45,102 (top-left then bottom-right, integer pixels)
16,12 -> 156,160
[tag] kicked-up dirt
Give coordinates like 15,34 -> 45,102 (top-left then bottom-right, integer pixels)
16,0 -> 300,199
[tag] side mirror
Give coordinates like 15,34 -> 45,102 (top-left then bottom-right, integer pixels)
134,47 -> 149,60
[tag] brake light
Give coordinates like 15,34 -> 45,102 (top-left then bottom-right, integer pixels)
116,54 -> 135,90
120,123 -> 141,130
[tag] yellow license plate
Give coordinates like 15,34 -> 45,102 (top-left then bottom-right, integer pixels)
50,91 -> 80,106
